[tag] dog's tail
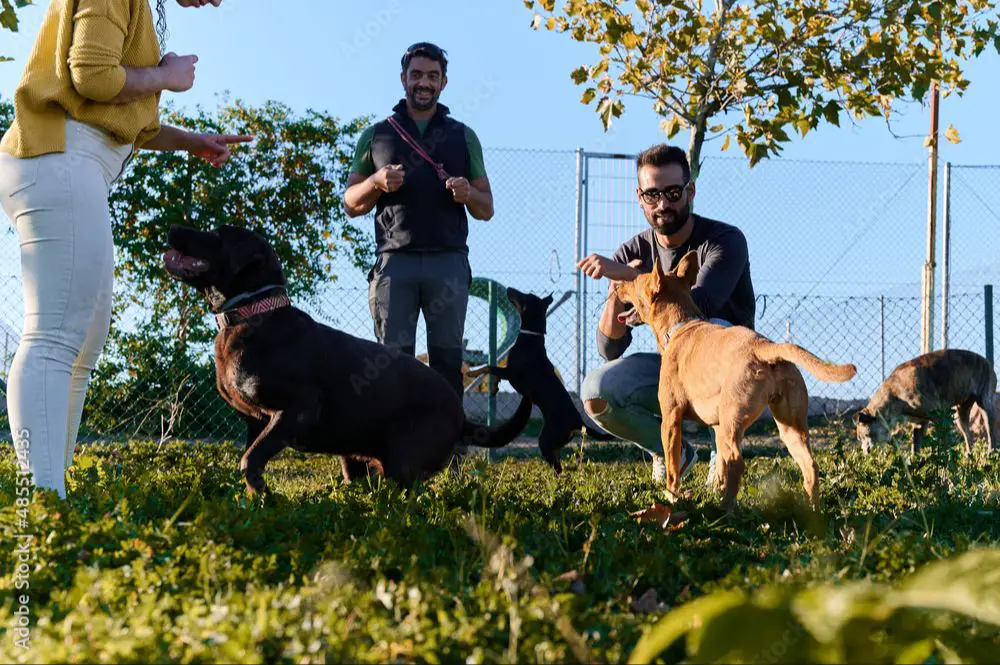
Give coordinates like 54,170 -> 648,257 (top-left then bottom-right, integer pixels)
754,342 -> 857,383
461,395 -> 533,448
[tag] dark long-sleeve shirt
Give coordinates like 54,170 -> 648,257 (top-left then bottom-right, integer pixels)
597,214 -> 756,361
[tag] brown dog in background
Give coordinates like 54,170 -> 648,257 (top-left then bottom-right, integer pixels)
854,349 -> 998,456
614,251 -> 857,511
971,393 -> 1000,442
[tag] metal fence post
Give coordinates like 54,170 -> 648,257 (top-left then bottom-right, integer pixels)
880,295 -> 886,380
487,280 -> 498,428
580,153 -> 590,389
573,147 -> 584,396
940,162 -> 951,349
921,87 -> 940,356
986,284 -> 994,368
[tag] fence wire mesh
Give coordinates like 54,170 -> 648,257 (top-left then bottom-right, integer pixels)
1,150 -> 997,441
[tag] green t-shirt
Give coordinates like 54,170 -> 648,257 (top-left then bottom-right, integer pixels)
349,119 -> 487,180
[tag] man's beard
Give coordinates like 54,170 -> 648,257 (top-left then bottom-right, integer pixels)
408,85 -> 439,111
649,202 -> 690,236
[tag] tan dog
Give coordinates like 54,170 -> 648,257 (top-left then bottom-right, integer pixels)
614,251 -> 857,511
854,349 -> 998,456
970,393 -> 1000,442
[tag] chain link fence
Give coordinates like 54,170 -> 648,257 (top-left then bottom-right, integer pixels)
1,150 -> 998,441
578,153 -> 1000,414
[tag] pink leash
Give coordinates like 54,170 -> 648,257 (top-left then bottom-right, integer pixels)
387,116 -> 451,181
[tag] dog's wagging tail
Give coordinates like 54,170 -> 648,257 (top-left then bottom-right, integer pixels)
754,342 -> 857,383
461,395 -> 533,447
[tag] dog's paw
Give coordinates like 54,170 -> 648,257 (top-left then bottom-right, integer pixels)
718,496 -> 740,515
660,486 -> 687,505
243,469 -> 270,497
541,448 -> 563,474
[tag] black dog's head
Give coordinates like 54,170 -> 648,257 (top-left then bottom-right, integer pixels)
507,287 -> 552,335
163,224 -> 286,311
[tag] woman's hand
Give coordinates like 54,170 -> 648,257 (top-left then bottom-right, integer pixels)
158,52 -> 198,93
140,127 -> 253,166
186,133 -> 254,167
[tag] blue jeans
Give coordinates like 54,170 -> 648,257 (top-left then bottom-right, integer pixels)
580,319 -> 733,483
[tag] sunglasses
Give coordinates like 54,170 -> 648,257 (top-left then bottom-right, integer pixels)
639,182 -> 689,205
405,42 -> 445,57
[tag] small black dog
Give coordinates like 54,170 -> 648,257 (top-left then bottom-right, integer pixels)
162,223 -> 532,495
473,288 -> 615,472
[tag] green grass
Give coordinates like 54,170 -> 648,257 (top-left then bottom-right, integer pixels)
0,420 -> 998,663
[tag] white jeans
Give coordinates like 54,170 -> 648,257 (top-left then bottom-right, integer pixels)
0,118 -> 132,498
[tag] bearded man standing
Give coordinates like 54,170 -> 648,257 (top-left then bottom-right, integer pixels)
344,42 -> 494,405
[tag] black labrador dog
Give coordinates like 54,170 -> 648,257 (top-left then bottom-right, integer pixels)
469,288 -> 614,472
162,223 -> 532,495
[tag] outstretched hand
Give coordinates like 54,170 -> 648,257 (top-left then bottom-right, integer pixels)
187,133 -> 255,168
577,254 -> 642,282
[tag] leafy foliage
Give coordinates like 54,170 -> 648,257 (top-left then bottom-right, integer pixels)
109,97 -> 373,302
0,0 -> 32,64
0,98 -> 373,440
631,548 -> 1000,663
525,0 -> 1000,176
0,420 -> 998,662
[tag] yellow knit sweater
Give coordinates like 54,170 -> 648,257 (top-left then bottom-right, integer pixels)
1,0 -> 163,158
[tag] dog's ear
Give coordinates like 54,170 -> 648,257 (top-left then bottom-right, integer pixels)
216,225 -> 265,274
675,250 -> 700,288
543,292 -> 554,307
651,255 -> 665,291
228,237 -> 263,274
506,287 -> 525,312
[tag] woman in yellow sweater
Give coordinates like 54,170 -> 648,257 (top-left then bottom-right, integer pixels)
0,0 -> 251,499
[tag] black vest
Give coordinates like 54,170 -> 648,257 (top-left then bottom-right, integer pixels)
370,100 -> 470,254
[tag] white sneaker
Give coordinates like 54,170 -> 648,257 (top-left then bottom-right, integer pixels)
651,440 -> 697,483
651,454 -> 666,482
706,445 -> 718,487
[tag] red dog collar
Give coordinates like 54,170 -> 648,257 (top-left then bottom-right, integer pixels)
216,292 -> 291,330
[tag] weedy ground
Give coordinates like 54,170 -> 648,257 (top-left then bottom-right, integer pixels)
0,418 -> 997,663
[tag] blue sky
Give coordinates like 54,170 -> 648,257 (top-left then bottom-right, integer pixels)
2,0 -> 998,164
2,1 -> 999,400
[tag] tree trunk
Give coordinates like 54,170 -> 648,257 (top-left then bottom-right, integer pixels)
687,119 -> 707,184
687,0 -> 733,188
687,114 -> 708,214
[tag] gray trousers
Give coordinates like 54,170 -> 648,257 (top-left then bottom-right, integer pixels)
367,250 -> 471,397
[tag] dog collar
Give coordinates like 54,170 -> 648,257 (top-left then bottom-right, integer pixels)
216,287 -> 290,330
661,317 -> 704,346
219,284 -> 285,311
519,328 -> 544,337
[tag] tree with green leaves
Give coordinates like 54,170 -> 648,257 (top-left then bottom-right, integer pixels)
525,0 -> 1000,178
0,97 -> 373,440
1,0 -> 32,63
